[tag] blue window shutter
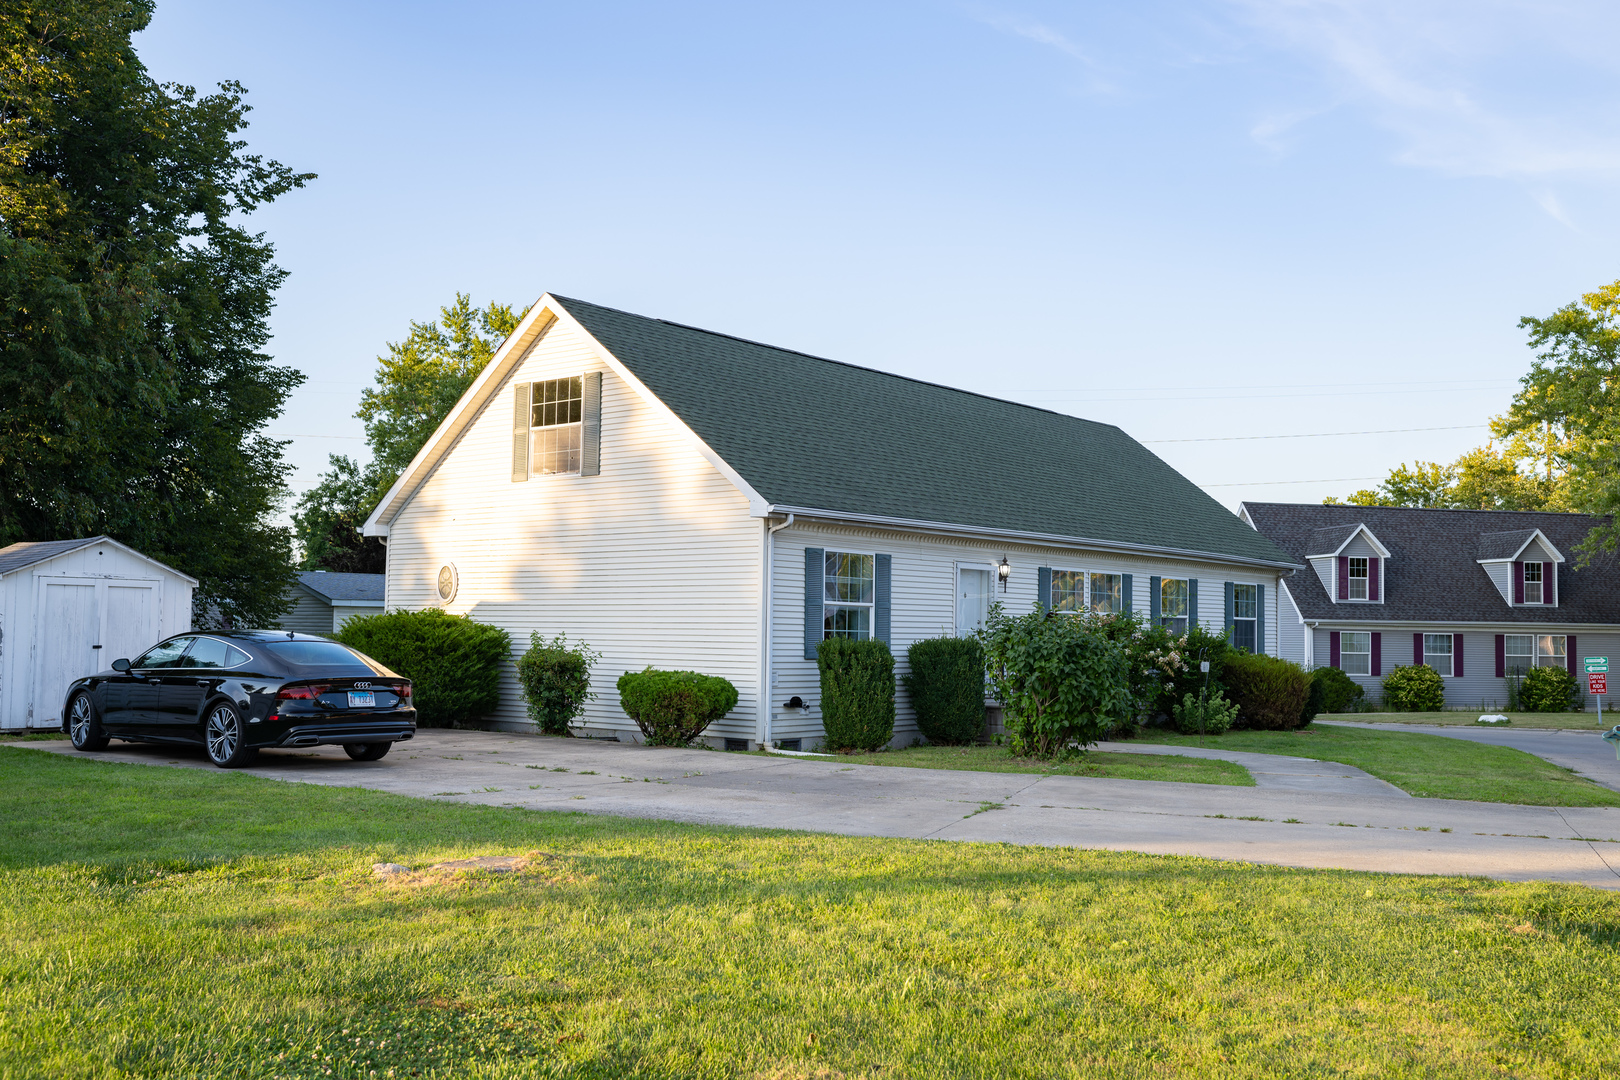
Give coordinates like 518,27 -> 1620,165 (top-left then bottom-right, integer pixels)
804,548 -> 824,660
1037,566 -> 1051,609
874,554 -> 891,644
1223,582 -> 1234,634
1149,576 -> 1161,623
1256,584 -> 1266,655
580,372 -> 602,476
1122,574 -> 1133,612
1188,579 -> 1198,627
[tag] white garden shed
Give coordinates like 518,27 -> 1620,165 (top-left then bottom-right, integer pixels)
0,536 -> 195,731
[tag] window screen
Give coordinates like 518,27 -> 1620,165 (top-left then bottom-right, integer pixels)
1089,574 -> 1122,614
1232,584 -> 1258,652
1051,570 -> 1083,612
530,376 -> 583,475
824,552 -> 874,640
1423,633 -> 1453,676
1340,631 -> 1371,676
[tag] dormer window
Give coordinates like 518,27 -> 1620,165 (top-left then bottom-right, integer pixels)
1347,558 -> 1368,600
1523,561 -> 1543,604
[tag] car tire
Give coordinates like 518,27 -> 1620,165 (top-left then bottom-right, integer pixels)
343,742 -> 391,762
68,693 -> 109,752
204,702 -> 256,768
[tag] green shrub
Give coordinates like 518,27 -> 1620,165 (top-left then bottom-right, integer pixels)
333,608 -> 510,727
514,633 -> 602,735
1222,652 -> 1312,730
977,603 -> 1132,758
616,668 -> 739,747
1081,611 -> 1190,727
1520,665 -> 1579,712
1171,689 -> 1239,735
903,637 -> 986,745
1381,664 -> 1445,712
1302,666 -> 1366,723
817,639 -> 897,752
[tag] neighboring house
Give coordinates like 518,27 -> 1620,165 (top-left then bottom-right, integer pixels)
362,294 -> 1301,749
0,536 -> 195,730
279,571 -> 386,635
1242,502 -> 1620,709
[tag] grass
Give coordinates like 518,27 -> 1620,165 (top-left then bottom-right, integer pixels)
1134,725 -> 1620,806
4,750 -> 1620,1078
1336,711 -> 1616,730
797,742 -> 1253,786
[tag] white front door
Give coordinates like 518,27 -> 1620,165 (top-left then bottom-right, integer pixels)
957,568 -> 992,637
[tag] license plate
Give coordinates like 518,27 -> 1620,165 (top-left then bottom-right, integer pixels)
347,691 -> 375,708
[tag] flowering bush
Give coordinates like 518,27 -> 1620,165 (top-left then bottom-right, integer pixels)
977,603 -> 1131,757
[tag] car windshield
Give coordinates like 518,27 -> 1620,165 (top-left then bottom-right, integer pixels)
264,641 -> 366,668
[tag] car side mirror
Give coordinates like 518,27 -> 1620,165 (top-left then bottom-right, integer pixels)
111,658 -> 131,673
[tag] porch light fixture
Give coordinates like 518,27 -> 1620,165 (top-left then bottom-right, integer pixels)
998,556 -> 1011,593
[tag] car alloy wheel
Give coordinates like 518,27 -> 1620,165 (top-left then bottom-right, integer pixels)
205,703 -> 253,768
69,693 -> 108,751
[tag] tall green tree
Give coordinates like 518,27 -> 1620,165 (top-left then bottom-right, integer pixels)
1328,436 -> 1570,512
292,294 -> 527,568
0,0 -> 313,625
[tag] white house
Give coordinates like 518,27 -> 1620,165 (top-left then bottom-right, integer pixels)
278,571 -> 386,635
0,536 -> 195,730
363,294 -> 1301,749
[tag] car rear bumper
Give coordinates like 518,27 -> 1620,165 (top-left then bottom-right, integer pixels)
273,723 -> 416,749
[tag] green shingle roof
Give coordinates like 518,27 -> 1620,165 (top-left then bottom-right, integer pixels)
557,296 -> 1298,568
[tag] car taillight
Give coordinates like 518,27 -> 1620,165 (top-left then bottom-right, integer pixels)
275,684 -> 329,702
397,683 -> 412,700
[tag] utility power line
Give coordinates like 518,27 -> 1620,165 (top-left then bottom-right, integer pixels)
1201,476 -> 1381,488
1145,424 -> 1486,445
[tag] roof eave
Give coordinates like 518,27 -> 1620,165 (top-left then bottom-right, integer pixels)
766,504 -> 1304,572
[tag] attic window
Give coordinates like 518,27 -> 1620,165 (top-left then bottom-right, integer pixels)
1523,561 -> 1543,604
1347,558 -> 1368,600
531,377 -> 583,475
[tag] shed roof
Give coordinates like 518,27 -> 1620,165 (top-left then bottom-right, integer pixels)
294,571 -> 385,603
0,536 -> 197,583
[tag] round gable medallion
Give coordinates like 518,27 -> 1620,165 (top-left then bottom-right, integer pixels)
436,563 -> 458,603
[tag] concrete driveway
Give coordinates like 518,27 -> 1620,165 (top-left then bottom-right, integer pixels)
19,732 -> 1620,890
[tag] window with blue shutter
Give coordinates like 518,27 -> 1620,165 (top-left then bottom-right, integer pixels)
804,548 -> 824,659
1122,574 -> 1133,612
1037,567 -> 1052,609
1149,577 -> 1161,623
1256,584 -> 1266,655
874,554 -> 891,644
1231,584 -> 1257,652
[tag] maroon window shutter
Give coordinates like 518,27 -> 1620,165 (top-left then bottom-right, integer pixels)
1413,633 -> 1423,666
1495,635 -> 1505,678
1513,561 -> 1524,604
1338,556 -> 1350,600
1567,635 -> 1577,675
1369,558 -> 1381,602
1454,634 -> 1463,678
1330,631 -> 1341,668
1371,632 -> 1382,676
1545,562 -> 1556,606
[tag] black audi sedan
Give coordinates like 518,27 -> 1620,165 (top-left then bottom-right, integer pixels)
60,631 -> 415,768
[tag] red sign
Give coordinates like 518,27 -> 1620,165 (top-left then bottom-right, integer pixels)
1590,673 -> 1607,696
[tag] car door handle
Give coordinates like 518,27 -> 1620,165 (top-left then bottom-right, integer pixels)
195,679 -> 210,687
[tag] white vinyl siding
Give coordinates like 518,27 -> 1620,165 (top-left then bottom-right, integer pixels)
278,589 -> 333,635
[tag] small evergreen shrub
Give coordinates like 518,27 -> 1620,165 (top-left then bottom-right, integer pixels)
1520,665 -> 1579,712
977,603 -> 1132,758
1381,664 -> 1445,712
1171,689 -> 1239,735
514,633 -> 602,735
903,637 -> 986,745
1222,652 -> 1312,730
1302,666 -> 1366,724
817,638 -> 897,752
616,668 -> 739,746
333,608 -> 510,727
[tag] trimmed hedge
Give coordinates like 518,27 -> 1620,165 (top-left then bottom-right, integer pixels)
514,633 -> 601,735
1520,665 -> 1579,712
1302,666 -> 1365,724
817,638 -> 897,752
903,637 -> 985,745
1381,664 -> 1445,712
1222,652 -> 1312,730
616,668 -> 739,747
332,608 -> 510,727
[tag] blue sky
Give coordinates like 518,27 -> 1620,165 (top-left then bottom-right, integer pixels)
136,0 -> 1620,512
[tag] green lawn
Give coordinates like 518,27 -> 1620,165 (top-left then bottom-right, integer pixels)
1334,711 -> 1614,730
1134,725 -> 1620,806
5,749 -> 1620,1078
795,743 -> 1253,785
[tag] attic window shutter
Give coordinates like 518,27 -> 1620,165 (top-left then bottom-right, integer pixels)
511,382 -> 531,482
1256,584 -> 1265,654
804,548 -> 824,660
1371,632 -> 1381,676
1545,562 -> 1556,606
1122,574 -> 1133,613
1149,577 -> 1162,623
874,554 -> 891,644
1337,556 -> 1349,601
1188,579 -> 1199,627
580,372 -> 602,476
1513,561 -> 1524,604
1037,566 -> 1052,609
1369,558 -> 1381,602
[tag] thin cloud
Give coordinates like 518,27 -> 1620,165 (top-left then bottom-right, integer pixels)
966,6 -> 1120,94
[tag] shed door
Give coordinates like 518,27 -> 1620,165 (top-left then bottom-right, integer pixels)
957,568 -> 992,637
32,583 -> 99,727
102,584 -> 157,668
